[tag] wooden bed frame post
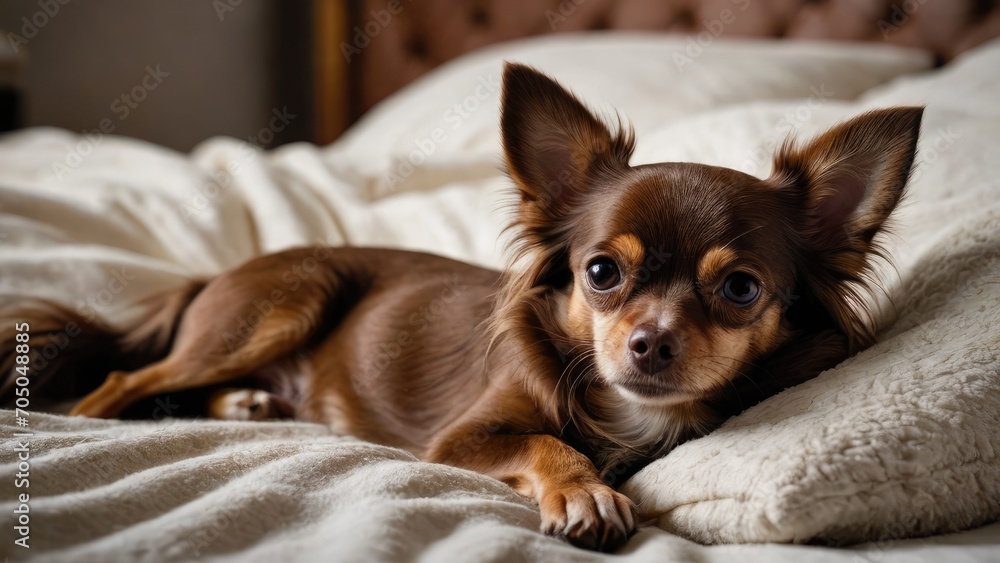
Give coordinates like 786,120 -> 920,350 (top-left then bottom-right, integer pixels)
313,0 -> 350,145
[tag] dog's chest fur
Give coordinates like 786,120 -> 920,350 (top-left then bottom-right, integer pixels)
569,385 -> 720,483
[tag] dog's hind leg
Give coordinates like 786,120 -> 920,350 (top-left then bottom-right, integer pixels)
69,317 -> 311,418
70,250 -> 358,418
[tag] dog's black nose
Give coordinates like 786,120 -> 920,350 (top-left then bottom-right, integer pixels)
628,324 -> 681,375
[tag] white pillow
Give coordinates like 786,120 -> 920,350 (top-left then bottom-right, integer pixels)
325,32 -> 932,200
621,217 -> 1000,543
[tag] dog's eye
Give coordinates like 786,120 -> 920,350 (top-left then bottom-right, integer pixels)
722,272 -> 761,306
586,258 -> 621,291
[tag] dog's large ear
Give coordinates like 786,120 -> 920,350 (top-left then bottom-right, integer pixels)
771,107 -> 923,250
501,63 -> 633,238
770,107 -> 923,347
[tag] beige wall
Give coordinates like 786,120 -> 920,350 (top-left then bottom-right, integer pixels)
0,0 -> 307,152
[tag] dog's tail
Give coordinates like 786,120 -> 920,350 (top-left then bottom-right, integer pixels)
0,280 -> 207,408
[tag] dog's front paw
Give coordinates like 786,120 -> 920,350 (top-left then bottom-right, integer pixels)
539,481 -> 637,551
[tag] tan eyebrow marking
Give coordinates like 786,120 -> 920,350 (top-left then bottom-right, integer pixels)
609,233 -> 644,267
698,245 -> 738,283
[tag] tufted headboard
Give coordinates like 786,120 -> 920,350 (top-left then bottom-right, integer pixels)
312,0 -> 1000,142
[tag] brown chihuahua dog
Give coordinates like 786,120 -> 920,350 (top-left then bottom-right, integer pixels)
2,64 -> 922,551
